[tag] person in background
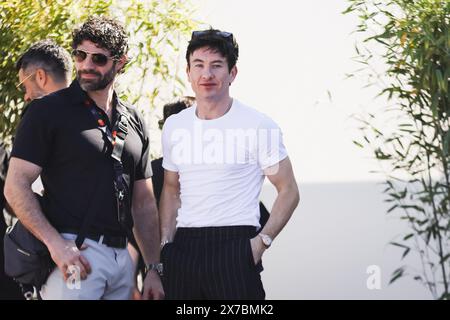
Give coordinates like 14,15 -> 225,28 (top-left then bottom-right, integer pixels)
16,39 -> 72,104
0,39 -> 73,300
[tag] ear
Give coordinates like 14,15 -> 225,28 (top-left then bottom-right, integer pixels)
35,68 -> 47,88
116,55 -> 128,72
229,65 -> 238,85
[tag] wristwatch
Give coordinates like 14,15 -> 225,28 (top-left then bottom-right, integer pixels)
160,239 -> 170,249
258,233 -> 273,248
145,263 -> 163,276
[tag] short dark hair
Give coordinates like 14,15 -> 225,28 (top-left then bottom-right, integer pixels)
159,96 -> 195,129
72,16 -> 128,59
16,39 -> 72,83
186,29 -> 239,71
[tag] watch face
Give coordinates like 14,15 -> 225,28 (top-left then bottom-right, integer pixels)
147,263 -> 164,276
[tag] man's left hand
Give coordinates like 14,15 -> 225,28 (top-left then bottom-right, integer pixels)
249,236 -> 266,266
142,270 -> 165,300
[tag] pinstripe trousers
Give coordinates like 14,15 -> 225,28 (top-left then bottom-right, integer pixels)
161,226 -> 265,300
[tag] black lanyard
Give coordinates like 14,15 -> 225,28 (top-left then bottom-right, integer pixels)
84,97 -> 129,226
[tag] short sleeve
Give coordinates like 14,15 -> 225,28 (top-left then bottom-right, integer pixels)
11,101 -> 54,167
161,118 -> 179,172
134,114 -> 153,180
257,116 -> 288,170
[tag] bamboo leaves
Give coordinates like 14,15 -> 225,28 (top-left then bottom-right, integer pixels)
344,0 -> 450,299
0,0 -> 197,144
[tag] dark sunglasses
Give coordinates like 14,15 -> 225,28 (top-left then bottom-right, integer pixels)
191,30 -> 233,41
71,49 -> 116,66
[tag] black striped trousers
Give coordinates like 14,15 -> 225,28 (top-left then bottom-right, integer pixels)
161,226 -> 265,300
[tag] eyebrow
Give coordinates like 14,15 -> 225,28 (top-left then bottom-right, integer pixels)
191,59 -> 225,64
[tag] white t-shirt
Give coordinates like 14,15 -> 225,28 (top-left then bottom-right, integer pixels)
162,99 -> 288,228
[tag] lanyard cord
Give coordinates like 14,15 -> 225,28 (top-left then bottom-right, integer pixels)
85,98 -> 130,226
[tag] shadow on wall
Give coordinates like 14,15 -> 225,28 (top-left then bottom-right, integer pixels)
259,181 -> 432,300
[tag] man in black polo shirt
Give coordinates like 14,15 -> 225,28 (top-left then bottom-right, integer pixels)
5,17 -> 164,300
1,39 -> 72,300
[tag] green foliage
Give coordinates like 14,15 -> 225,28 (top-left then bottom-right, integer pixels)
0,0 -> 197,144
344,0 -> 450,299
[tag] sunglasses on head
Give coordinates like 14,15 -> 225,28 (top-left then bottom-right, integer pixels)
71,49 -> 116,66
191,30 -> 234,41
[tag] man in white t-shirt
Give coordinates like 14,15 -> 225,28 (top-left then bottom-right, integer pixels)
159,29 -> 300,299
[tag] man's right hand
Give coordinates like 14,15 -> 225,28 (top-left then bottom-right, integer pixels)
48,239 -> 91,281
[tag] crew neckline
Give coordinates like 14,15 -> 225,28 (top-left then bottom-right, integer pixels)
194,99 -> 236,122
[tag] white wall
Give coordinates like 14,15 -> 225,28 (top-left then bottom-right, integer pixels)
190,0 -> 433,299
260,182 -> 430,299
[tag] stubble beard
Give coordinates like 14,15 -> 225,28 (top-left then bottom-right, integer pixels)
77,63 -> 117,91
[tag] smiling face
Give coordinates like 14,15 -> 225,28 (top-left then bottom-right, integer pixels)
74,40 -> 123,92
187,47 -> 237,101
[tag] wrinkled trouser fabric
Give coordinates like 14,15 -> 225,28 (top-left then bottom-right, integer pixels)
40,233 -> 134,300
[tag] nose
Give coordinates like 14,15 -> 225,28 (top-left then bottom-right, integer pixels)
79,55 -> 96,69
201,67 -> 213,79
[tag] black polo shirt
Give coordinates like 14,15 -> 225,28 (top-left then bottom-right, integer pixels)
11,80 -> 153,236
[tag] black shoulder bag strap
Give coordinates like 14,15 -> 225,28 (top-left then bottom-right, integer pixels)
82,98 -> 131,248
